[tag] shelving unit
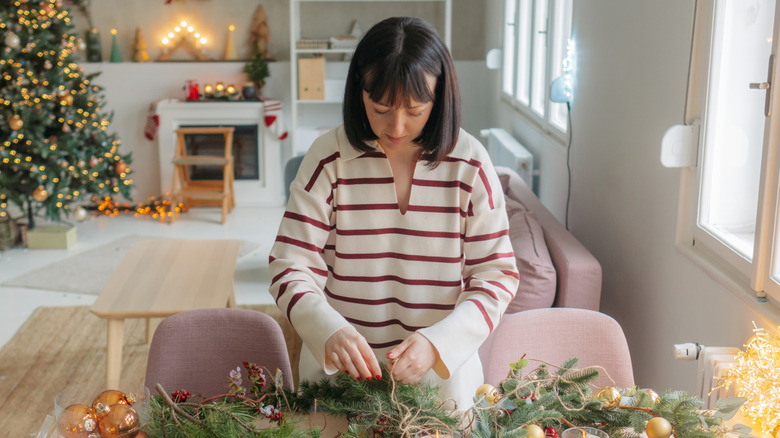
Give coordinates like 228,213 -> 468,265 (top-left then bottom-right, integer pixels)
289,0 -> 452,156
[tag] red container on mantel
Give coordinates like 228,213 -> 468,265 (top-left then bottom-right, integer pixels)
184,79 -> 199,101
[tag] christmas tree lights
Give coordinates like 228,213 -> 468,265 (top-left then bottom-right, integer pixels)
0,0 -> 133,228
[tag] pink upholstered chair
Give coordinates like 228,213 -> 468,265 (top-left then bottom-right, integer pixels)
479,308 -> 634,389
144,308 -> 294,399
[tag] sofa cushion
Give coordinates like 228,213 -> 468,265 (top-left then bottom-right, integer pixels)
505,210 -> 557,313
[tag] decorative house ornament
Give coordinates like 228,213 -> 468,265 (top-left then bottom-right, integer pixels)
158,20 -> 211,61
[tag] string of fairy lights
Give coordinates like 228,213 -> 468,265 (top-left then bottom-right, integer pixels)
0,0 -> 134,222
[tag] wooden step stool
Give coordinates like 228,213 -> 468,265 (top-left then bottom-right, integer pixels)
171,126 -> 236,224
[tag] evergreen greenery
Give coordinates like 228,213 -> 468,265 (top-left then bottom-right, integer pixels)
0,0 -> 133,226
145,359 -> 753,438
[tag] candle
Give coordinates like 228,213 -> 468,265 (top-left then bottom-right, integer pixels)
109,29 -> 122,63
223,24 -> 236,60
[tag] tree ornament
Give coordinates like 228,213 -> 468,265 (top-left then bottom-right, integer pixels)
114,161 -> 127,174
638,388 -> 660,405
92,389 -> 129,412
524,424 -> 546,438
595,386 -> 621,410
645,417 -> 673,438
57,403 -> 98,438
5,32 -> 20,49
475,383 -> 499,403
10,115 -> 23,131
61,93 -> 73,105
62,123 -> 71,132
33,186 -> 49,202
96,403 -> 141,437
89,156 -> 98,167
73,207 -> 88,221
44,60 -> 53,69
545,427 -> 560,438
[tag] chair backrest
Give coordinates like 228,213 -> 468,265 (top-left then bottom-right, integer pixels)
144,308 -> 294,399
480,308 -> 634,389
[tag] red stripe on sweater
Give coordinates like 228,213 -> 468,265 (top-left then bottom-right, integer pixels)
501,269 -> 521,280
358,151 -> 387,159
465,229 -> 509,242
276,279 -> 303,302
464,286 -> 498,300
270,265 -> 328,284
345,316 -> 425,331
304,152 -> 339,192
337,177 -> 395,185
468,298 -> 494,332
464,252 -> 515,266
412,179 -> 473,192
336,203 -> 399,211
487,279 -> 514,297
275,236 -> 323,253
284,211 -> 331,231
370,339 -> 403,349
334,250 -> 461,263
442,157 -> 495,209
330,271 -> 462,287
324,287 -> 456,310
406,205 -> 467,217
287,291 -> 313,321
337,227 -> 461,238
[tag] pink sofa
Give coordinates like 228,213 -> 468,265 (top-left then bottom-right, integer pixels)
494,166 -> 602,312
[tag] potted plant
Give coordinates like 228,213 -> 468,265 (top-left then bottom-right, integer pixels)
242,52 -> 270,100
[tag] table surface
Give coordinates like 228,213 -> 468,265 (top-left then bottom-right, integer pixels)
90,239 -> 242,319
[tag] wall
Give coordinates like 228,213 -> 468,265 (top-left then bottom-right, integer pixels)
69,0 -> 486,62
84,60 -> 492,202
485,0 -> 780,392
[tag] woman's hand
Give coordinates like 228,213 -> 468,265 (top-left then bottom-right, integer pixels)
325,326 -> 383,381
386,332 -> 438,384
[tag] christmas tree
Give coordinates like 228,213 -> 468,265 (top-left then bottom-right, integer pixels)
0,0 -> 133,228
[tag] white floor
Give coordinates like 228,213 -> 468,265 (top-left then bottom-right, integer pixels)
0,205 -> 285,349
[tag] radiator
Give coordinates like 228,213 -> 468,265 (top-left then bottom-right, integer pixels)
480,128 -> 534,190
695,346 -> 740,409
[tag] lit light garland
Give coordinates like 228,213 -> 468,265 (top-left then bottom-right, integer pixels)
724,325 -> 780,435
91,196 -> 182,223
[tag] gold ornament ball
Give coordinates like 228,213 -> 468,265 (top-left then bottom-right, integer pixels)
115,161 -> 127,174
92,389 -> 129,412
524,424 -> 545,438
74,206 -> 88,222
645,417 -> 673,438
638,388 -> 660,405
57,403 -> 98,438
89,156 -> 99,167
595,386 -> 622,410
60,93 -> 73,105
97,403 -> 140,438
475,383 -> 499,403
33,186 -> 48,202
9,115 -> 23,130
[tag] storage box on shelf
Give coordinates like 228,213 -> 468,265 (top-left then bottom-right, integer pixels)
288,0 -> 452,156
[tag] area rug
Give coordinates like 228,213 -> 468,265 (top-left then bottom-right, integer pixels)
0,304 -> 301,437
2,235 -> 262,295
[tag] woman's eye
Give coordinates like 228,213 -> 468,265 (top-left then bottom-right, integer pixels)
375,109 -> 389,115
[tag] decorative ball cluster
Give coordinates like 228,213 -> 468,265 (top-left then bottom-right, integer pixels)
57,389 -> 145,438
170,389 -> 191,403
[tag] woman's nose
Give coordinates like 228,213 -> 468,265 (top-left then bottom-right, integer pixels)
389,112 -> 405,135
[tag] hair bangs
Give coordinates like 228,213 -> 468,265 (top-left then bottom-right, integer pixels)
363,62 -> 436,108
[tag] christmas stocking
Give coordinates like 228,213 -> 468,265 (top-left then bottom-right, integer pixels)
263,99 -> 288,140
144,102 -> 160,141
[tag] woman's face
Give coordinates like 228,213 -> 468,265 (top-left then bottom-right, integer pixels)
362,74 -> 437,151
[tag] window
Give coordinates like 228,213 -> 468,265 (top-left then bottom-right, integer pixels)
501,0 -> 573,135
679,0 -> 780,302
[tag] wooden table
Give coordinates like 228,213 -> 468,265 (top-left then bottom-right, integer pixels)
90,239 -> 242,389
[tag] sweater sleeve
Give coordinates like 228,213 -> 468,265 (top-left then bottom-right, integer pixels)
418,142 -> 519,378
268,137 -> 350,374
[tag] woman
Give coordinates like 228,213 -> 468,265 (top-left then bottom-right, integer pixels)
269,16 -> 519,408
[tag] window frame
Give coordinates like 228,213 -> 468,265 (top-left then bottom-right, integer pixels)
500,0 -> 572,143
676,0 -> 780,310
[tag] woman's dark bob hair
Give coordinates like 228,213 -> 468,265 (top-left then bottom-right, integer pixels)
343,16 -> 461,165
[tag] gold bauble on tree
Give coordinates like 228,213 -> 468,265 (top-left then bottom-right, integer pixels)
97,403 -> 141,438
595,386 -> 622,410
60,93 -> 73,105
57,403 -> 98,438
475,383 -> 500,403
32,186 -> 48,202
524,424 -> 545,438
114,160 -> 127,174
645,417 -> 673,438
92,389 -> 129,412
638,388 -> 660,405
9,114 -> 23,130
89,156 -> 99,167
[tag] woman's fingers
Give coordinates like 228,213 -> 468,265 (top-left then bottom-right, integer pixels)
325,326 -> 379,380
389,333 -> 437,384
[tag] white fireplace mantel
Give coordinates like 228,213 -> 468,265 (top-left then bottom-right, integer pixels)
156,100 -> 283,207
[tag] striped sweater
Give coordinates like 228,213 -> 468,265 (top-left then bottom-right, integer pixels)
269,125 -> 519,403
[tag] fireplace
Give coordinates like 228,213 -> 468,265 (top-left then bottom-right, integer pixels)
156,101 -> 282,206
